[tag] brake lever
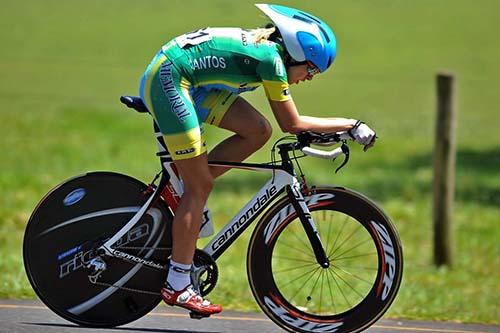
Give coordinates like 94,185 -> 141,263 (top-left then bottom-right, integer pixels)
334,142 -> 350,173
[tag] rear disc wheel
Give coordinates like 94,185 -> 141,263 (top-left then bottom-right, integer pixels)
23,172 -> 172,327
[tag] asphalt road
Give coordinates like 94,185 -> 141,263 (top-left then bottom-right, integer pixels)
0,300 -> 498,333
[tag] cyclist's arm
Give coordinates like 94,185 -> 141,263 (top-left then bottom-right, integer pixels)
268,99 -> 357,134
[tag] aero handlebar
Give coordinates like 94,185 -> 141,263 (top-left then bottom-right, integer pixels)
300,132 -> 352,160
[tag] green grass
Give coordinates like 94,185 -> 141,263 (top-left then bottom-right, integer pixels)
1,0 -> 499,324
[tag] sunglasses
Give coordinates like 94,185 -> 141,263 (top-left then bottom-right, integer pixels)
306,62 -> 320,76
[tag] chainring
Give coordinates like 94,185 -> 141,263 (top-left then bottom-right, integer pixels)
192,249 -> 218,296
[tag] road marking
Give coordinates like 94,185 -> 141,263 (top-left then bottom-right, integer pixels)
149,311 -> 270,322
370,324 -> 490,333
0,304 -> 491,333
0,304 -> 46,309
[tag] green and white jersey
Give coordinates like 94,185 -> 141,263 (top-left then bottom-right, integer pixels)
160,27 -> 291,102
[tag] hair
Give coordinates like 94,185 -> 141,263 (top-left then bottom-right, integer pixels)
248,24 -> 295,67
248,26 -> 277,43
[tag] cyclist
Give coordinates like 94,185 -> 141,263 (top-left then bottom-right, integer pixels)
139,4 -> 376,316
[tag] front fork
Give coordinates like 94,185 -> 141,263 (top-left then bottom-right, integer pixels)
286,182 -> 330,268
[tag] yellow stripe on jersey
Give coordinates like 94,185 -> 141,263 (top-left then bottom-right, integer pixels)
262,79 -> 291,102
180,77 -> 194,104
143,53 -> 168,118
203,91 -> 238,126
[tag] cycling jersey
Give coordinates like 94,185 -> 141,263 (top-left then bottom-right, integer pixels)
140,28 -> 291,160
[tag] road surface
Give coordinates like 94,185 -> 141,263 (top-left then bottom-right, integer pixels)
0,300 -> 498,333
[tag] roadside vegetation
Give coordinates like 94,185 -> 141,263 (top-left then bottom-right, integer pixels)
1,0 -> 498,324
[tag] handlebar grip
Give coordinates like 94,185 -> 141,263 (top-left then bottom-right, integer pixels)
301,146 -> 344,159
337,131 -> 353,141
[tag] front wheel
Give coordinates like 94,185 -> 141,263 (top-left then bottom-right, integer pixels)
248,187 -> 403,333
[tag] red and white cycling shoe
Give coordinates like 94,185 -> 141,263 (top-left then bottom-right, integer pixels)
161,283 -> 222,316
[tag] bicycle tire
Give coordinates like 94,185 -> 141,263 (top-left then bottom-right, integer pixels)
23,171 -> 172,327
247,186 -> 403,333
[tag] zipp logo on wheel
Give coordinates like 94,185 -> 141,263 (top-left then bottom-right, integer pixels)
263,193 -> 335,244
371,220 -> 397,301
264,296 -> 343,332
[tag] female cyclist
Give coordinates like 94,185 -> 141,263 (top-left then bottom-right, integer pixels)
139,4 -> 376,316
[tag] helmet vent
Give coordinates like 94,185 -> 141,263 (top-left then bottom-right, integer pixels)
292,14 -> 313,24
327,56 -> 333,68
317,26 -> 331,43
299,11 -> 322,24
292,14 -> 331,43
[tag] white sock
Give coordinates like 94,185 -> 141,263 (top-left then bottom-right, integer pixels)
167,260 -> 192,291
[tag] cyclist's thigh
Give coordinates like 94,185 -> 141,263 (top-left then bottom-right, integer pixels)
173,153 -> 212,193
193,89 -> 270,136
220,97 -> 272,137
191,88 -> 235,126
140,53 -> 206,160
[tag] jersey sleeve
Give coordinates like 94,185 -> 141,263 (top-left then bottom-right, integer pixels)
257,50 -> 292,102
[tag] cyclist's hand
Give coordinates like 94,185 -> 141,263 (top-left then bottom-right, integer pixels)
348,121 -> 376,147
363,135 -> 376,151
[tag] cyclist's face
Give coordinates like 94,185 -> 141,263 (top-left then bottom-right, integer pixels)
287,63 -> 319,85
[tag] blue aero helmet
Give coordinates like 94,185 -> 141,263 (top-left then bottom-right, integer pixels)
256,4 -> 337,73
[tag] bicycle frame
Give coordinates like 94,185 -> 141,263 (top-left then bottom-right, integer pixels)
202,163 -> 295,259
98,116 -> 330,268
99,157 -> 328,268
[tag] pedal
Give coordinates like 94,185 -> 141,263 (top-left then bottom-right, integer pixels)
189,311 -> 211,320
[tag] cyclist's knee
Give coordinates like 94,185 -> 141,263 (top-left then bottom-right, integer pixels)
250,117 -> 272,148
259,117 -> 273,142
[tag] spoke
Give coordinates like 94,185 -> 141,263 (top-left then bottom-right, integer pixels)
321,210 -> 334,256
311,210 -> 332,253
331,266 -> 365,299
285,219 -> 314,252
326,266 -> 337,314
279,265 -> 321,291
306,267 -> 324,306
334,265 -> 378,271
327,268 -> 351,308
328,214 -> 349,258
315,210 -> 324,236
334,252 -> 378,261
275,238 -> 316,259
332,264 -> 374,285
330,237 -> 373,261
273,261 -> 318,274
330,223 -> 363,258
319,268 -> 325,314
274,255 -> 316,264
287,266 -> 322,304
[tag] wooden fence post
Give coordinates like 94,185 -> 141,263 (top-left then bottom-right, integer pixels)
433,73 -> 457,267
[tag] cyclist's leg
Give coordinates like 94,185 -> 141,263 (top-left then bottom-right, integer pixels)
193,89 -> 272,178
140,52 -> 220,314
169,153 -> 213,265
160,154 -> 222,315
141,53 -> 210,263
209,96 -> 272,177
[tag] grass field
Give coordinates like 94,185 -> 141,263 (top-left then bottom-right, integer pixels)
1,0 -> 499,324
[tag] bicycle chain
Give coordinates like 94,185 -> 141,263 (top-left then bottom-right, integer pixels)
89,278 -> 161,296
88,247 -> 216,297
115,246 -> 171,251
87,245 -> 168,296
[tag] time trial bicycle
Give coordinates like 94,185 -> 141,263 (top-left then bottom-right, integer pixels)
23,95 -> 403,333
